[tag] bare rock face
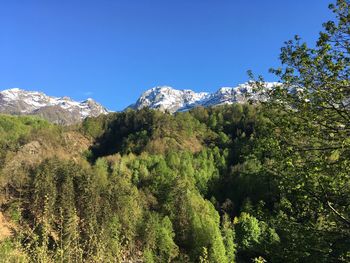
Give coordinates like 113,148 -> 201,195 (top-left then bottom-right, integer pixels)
0,88 -> 109,125
128,82 -> 278,113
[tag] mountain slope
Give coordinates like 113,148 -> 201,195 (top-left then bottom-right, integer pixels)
0,88 -> 108,125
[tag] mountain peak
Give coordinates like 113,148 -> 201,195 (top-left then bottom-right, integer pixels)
0,88 -> 108,125
4,88 -> 22,92
1,82 -> 279,124
130,86 -> 210,113
129,82 -> 276,113
150,85 -> 174,91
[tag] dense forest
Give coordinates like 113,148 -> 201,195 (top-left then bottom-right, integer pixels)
0,1 -> 349,262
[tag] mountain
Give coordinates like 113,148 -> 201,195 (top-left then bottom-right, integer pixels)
128,82 -> 278,113
0,88 -> 108,125
128,86 -> 210,113
0,82 -> 278,124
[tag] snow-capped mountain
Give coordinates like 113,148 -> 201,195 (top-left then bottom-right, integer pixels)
0,82 -> 278,124
129,82 -> 278,113
0,88 -> 108,124
128,86 -> 210,113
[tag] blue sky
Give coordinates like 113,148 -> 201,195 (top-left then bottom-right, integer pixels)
1,0 -> 333,110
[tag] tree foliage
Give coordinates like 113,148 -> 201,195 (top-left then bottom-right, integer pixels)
1,1 -> 350,262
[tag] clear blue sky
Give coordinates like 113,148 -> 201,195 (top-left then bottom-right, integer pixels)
1,0 -> 333,110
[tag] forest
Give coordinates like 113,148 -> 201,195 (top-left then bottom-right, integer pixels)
0,1 -> 349,262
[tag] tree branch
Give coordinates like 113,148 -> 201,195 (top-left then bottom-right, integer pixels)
327,201 -> 350,227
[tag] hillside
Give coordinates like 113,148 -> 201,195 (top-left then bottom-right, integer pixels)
0,1 -> 349,262
0,96 -> 349,262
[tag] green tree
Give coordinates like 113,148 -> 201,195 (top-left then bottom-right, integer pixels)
221,214 -> 236,263
165,178 -> 228,263
250,0 -> 350,261
141,213 -> 179,262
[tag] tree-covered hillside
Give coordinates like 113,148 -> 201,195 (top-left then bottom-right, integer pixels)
0,1 -> 349,262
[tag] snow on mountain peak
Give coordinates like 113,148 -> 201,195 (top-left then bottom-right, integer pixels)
129,86 -> 210,112
130,82 -> 277,113
0,88 -> 108,124
3,88 -> 22,93
1,82 -> 280,124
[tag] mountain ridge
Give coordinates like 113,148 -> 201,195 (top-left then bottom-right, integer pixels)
0,88 -> 109,125
128,82 -> 278,113
0,82 -> 278,124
